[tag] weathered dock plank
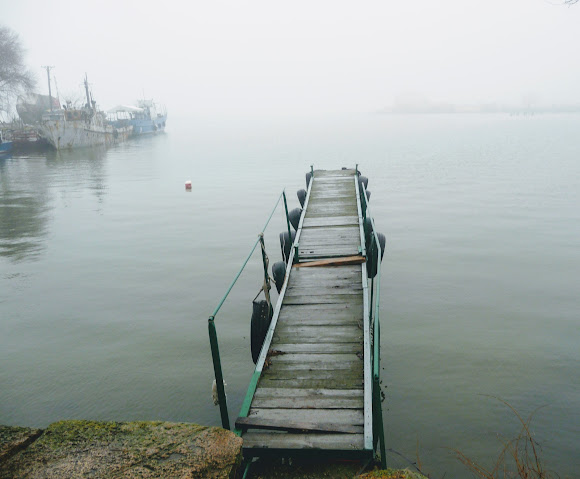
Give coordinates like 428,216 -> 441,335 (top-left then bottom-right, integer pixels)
253,388 -> 363,399
251,397 -> 363,410
247,408 -> 364,425
242,432 -> 365,451
282,294 -> 363,305
257,377 -> 364,390
236,417 -> 364,434
269,343 -> 362,354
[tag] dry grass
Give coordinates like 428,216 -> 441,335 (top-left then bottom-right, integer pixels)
453,397 -> 555,479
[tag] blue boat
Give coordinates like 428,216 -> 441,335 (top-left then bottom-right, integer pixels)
107,100 -> 167,136
0,130 -> 13,159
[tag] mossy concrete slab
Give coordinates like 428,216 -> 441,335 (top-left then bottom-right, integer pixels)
0,426 -> 43,463
0,420 -> 242,479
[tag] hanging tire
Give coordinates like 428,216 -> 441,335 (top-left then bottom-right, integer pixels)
306,172 -> 312,188
251,300 -> 272,364
272,261 -> 286,293
297,189 -> 307,207
279,230 -> 296,263
367,232 -> 386,279
288,207 -> 302,231
363,216 -> 373,253
358,175 -> 368,190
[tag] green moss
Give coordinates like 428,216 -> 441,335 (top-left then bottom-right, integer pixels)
43,420 -> 121,446
1,421 -> 242,478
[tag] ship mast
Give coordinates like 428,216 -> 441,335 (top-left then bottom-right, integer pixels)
42,66 -> 54,111
84,73 -> 92,109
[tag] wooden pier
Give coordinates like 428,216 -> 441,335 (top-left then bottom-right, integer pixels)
234,168 -> 376,461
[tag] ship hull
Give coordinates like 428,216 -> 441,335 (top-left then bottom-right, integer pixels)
131,114 -> 167,135
0,140 -> 13,158
39,119 -> 131,150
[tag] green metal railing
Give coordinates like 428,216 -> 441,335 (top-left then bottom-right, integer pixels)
356,166 -> 387,469
208,189 -> 294,430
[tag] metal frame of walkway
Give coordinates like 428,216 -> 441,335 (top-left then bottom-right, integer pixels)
207,167 -> 385,469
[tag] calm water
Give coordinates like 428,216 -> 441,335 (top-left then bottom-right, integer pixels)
1,114 -> 578,477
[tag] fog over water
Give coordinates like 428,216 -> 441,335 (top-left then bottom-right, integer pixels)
5,0 -> 580,115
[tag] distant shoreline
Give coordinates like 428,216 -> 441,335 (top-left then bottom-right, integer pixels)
376,106 -> 580,115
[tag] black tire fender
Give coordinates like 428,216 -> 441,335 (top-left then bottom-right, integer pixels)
279,230 -> 296,263
297,189 -> 307,207
251,300 -> 272,364
288,207 -> 302,231
272,261 -> 287,293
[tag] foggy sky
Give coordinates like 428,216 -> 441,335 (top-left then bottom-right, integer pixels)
4,0 -> 580,116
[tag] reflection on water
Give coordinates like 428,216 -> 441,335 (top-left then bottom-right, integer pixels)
0,147 -> 108,262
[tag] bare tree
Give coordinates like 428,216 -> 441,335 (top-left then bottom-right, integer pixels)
0,25 -> 35,119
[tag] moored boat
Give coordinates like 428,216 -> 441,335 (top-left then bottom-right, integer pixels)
107,99 -> 167,136
1,124 -> 50,151
38,75 -> 131,150
0,130 -> 14,159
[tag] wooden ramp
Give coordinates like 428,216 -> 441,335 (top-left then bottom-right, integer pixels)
236,169 -> 372,459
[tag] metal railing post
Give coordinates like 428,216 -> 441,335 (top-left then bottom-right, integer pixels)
282,190 -> 293,261
258,234 -> 272,310
208,316 -> 230,430
370,277 -> 374,326
373,375 -> 387,468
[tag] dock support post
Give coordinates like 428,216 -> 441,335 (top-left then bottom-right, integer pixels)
208,316 -> 230,430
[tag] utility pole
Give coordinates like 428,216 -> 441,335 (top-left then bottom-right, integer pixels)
42,66 -> 54,111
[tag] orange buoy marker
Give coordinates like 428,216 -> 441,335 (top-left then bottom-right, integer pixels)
185,180 -> 192,190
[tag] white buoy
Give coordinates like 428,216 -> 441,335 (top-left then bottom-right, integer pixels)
185,180 -> 192,190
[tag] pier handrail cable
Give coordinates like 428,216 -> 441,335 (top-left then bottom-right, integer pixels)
210,190 -> 285,318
